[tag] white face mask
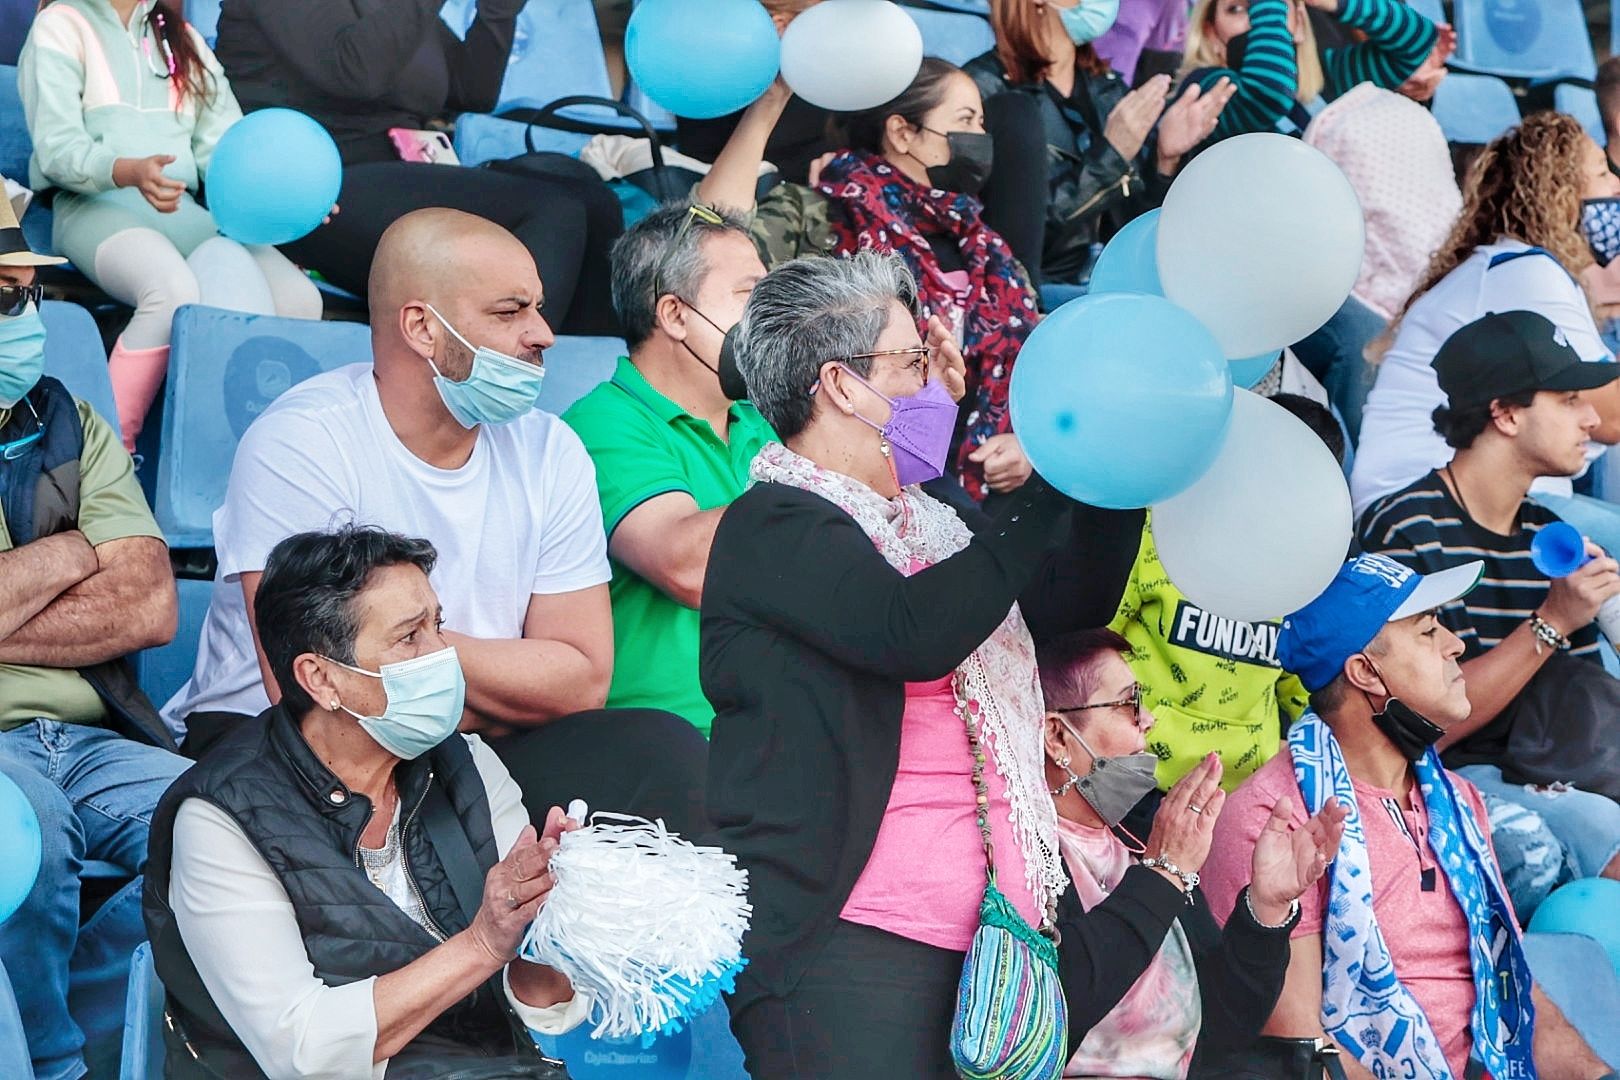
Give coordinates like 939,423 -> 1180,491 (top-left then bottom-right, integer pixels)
327,645 -> 466,760
422,304 -> 546,429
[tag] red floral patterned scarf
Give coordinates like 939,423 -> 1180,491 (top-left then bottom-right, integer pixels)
816,151 -> 1039,500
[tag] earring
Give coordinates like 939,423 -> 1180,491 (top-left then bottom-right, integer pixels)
1057,755 -> 1071,768
330,700 -> 340,710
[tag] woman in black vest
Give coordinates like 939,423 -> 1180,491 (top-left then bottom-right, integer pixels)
143,526 -> 584,1079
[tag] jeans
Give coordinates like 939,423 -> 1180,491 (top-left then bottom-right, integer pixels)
1458,764 -> 1620,884
1290,294 -> 1386,446
1477,791 -> 1575,920
0,721 -> 190,1080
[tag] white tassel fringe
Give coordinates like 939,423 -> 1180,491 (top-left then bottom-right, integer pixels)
518,813 -> 751,1042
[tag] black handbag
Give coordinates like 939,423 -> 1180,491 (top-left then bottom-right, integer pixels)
1197,1037 -> 1348,1080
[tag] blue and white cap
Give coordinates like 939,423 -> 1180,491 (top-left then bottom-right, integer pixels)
1277,553 -> 1483,692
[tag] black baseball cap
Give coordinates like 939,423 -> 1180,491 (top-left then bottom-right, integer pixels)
1433,310 -> 1619,410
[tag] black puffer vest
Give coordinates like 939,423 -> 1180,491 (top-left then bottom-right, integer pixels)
143,707 -> 527,1078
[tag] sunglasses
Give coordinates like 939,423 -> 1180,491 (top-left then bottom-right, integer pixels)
652,204 -> 726,303
0,284 -> 43,319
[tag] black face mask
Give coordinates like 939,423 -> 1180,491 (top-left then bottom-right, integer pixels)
677,300 -> 747,400
718,324 -> 749,402
1370,697 -> 1446,762
919,129 -> 994,197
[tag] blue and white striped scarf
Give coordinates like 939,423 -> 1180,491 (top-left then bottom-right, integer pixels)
1288,712 -> 1534,1080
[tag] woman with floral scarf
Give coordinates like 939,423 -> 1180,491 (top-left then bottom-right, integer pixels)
698,61 -> 1040,502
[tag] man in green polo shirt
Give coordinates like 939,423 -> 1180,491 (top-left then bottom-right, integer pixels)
564,204 -> 774,732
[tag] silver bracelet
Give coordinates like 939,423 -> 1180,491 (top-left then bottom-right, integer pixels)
1529,612 -> 1570,655
1139,855 -> 1199,905
1244,888 -> 1300,929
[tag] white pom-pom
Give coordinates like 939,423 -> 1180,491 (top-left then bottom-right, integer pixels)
518,813 -> 750,1042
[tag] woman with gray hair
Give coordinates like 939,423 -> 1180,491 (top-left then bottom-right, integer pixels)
700,251 -> 1144,1076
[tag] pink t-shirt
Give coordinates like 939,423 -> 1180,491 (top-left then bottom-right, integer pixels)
1201,752 -> 1503,1080
840,672 -> 1038,951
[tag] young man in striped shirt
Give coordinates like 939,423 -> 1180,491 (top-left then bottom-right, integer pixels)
1359,310 -> 1620,883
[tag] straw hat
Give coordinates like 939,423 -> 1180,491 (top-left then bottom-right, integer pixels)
0,190 -> 66,267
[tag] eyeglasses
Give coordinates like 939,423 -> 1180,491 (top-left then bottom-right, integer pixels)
0,396 -> 43,461
0,284 -> 43,319
807,345 -> 937,397
1054,684 -> 1144,720
652,204 -> 726,303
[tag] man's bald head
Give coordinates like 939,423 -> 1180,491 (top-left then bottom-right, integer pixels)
369,208 -> 539,323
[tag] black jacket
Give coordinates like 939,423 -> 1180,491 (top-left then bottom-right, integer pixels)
215,0 -> 523,165
699,478 -> 1142,1009
963,50 -> 1170,285
143,707 -> 534,1079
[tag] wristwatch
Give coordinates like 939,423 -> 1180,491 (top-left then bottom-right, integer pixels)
1139,854 -> 1199,904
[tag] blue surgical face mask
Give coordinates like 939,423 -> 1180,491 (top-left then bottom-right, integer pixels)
1058,0 -> 1120,45
423,304 -> 546,429
0,305 -> 47,409
328,645 -> 467,760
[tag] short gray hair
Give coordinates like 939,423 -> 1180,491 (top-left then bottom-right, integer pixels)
610,202 -> 751,349
733,252 -> 919,439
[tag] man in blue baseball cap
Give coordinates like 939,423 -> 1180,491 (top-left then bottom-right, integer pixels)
1198,554 -> 1610,1080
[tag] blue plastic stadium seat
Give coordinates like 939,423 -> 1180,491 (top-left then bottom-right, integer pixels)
907,6 -> 995,65
40,300 -> 117,428
900,0 -> 990,14
133,577 -> 212,712
1557,84 -> 1605,148
444,0 -> 639,165
118,942 -> 165,1080
183,0 -> 221,47
0,1 -> 31,68
1448,0 -> 1594,83
540,335 -> 625,416
1430,72 -> 1521,145
1522,932 -> 1620,1065
156,306 -> 372,549
1407,0 -> 1444,24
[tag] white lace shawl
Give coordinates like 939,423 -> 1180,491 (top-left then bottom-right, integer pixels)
750,441 -> 1067,920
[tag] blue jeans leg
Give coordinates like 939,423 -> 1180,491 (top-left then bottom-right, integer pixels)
1457,764 -> 1620,881
0,721 -> 189,1080
1290,294 -> 1385,446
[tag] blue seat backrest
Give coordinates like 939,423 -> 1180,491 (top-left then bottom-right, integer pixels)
900,0 -> 989,14
1407,0 -> 1444,23
1557,84 -> 1605,147
41,300 -> 117,429
184,0 -> 221,47
156,306 -> 372,549
539,335 -> 625,415
1522,932 -> 1620,1065
0,63 -> 31,185
906,6 -> 995,65
118,942 -> 165,1080
134,576 -> 211,713
445,0 -> 630,164
1449,0 -> 1595,82
0,0 -> 32,66
1430,71 -> 1521,145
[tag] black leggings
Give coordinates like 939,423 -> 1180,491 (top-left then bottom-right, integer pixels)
487,708 -> 710,838
729,920 -> 964,1079
280,155 -> 624,335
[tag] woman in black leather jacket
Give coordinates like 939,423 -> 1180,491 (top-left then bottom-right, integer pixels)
965,0 -> 1232,288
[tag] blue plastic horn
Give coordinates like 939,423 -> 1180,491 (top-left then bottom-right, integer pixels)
1530,521 -> 1589,578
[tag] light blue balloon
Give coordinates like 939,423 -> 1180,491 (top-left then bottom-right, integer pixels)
1088,209 -> 1162,296
1230,350 -> 1281,389
1010,292 -> 1233,509
627,0 -> 781,120
0,772 -> 41,925
207,109 -> 342,246
1528,879 -> 1620,978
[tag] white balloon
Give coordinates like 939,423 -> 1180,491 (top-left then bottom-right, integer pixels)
1152,390 -> 1352,623
1157,133 -> 1365,359
779,0 -> 924,112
